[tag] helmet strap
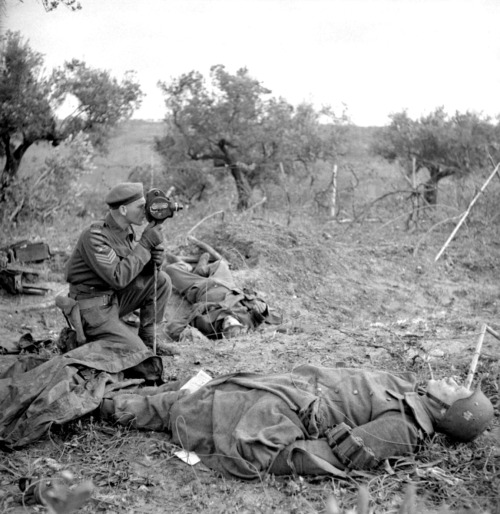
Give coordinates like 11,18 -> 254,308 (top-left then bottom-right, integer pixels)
426,392 -> 451,410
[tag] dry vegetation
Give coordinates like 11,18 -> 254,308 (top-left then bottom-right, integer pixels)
1,122 -> 499,513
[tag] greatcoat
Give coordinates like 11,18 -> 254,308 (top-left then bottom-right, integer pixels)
111,364 -> 435,478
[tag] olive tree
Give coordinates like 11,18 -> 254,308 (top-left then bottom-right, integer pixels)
0,31 -> 143,198
52,59 -> 143,149
156,65 -> 348,210
0,32 -> 57,195
372,108 -> 500,204
41,0 -> 81,10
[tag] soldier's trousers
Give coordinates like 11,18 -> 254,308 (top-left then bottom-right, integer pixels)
78,271 -> 171,350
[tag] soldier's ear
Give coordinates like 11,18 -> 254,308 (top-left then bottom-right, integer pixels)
119,205 -> 128,216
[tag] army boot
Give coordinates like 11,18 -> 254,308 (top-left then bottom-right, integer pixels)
141,335 -> 180,356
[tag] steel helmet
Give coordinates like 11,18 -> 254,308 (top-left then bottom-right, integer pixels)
434,388 -> 494,442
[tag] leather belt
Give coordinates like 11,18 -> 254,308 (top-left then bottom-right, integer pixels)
76,294 -> 114,311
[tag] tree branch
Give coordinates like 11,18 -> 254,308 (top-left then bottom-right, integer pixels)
187,235 -> 223,261
351,189 -> 415,224
186,210 -> 225,236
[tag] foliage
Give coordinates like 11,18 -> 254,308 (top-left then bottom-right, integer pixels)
39,0 -> 82,11
0,31 -> 57,192
128,162 -> 215,206
52,60 -> 143,150
371,108 -> 500,204
0,32 -> 143,198
1,122 -> 499,514
16,0 -> 82,12
279,102 -> 349,180
2,132 -> 95,223
155,65 -> 349,210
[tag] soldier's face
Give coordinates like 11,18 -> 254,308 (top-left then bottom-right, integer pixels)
427,377 -> 472,406
123,197 -> 146,226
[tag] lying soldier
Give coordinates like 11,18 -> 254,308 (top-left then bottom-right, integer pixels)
163,253 -> 281,339
100,364 -> 495,479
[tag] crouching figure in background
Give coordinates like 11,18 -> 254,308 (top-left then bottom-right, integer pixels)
100,364 -> 495,479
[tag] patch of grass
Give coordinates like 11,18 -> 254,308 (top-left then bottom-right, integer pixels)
1,122 -> 499,514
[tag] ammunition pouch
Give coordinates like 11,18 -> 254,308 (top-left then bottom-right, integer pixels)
325,422 -> 379,470
55,295 -> 87,345
57,293 -> 115,345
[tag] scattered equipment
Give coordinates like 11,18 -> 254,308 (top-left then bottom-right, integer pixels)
55,295 -> 87,346
5,240 -> 51,264
0,240 -> 51,295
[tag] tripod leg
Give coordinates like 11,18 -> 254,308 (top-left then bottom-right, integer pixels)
153,265 -> 157,355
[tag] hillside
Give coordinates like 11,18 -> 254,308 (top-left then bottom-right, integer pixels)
88,120 -> 166,188
0,122 -> 499,514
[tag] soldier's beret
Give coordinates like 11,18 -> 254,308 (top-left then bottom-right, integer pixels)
105,182 -> 144,209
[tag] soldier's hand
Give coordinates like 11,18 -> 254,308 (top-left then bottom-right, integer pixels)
151,246 -> 165,268
139,226 -> 163,251
252,299 -> 267,314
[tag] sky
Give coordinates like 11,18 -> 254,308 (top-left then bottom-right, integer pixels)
3,0 -> 500,126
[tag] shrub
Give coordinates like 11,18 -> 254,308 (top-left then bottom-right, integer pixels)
2,132 -> 95,224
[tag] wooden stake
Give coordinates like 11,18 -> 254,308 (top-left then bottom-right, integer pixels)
486,325 -> 500,341
330,164 -> 338,218
279,162 -> 292,226
412,156 -> 416,189
465,324 -> 487,390
435,163 -> 500,262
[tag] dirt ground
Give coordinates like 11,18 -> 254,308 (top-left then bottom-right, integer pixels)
1,216 -> 499,513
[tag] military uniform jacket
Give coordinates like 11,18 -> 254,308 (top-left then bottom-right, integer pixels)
189,287 -> 277,338
65,213 -> 151,292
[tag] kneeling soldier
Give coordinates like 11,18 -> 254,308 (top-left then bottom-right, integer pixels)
65,182 -> 173,355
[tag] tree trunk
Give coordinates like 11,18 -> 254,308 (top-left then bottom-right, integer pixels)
0,135 -> 32,199
422,165 -> 457,205
423,167 -> 440,205
230,164 -> 252,210
1,157 -> 21,192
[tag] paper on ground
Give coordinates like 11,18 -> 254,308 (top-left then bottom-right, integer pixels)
180,369 -> 212,394
174,449 -> 201,466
